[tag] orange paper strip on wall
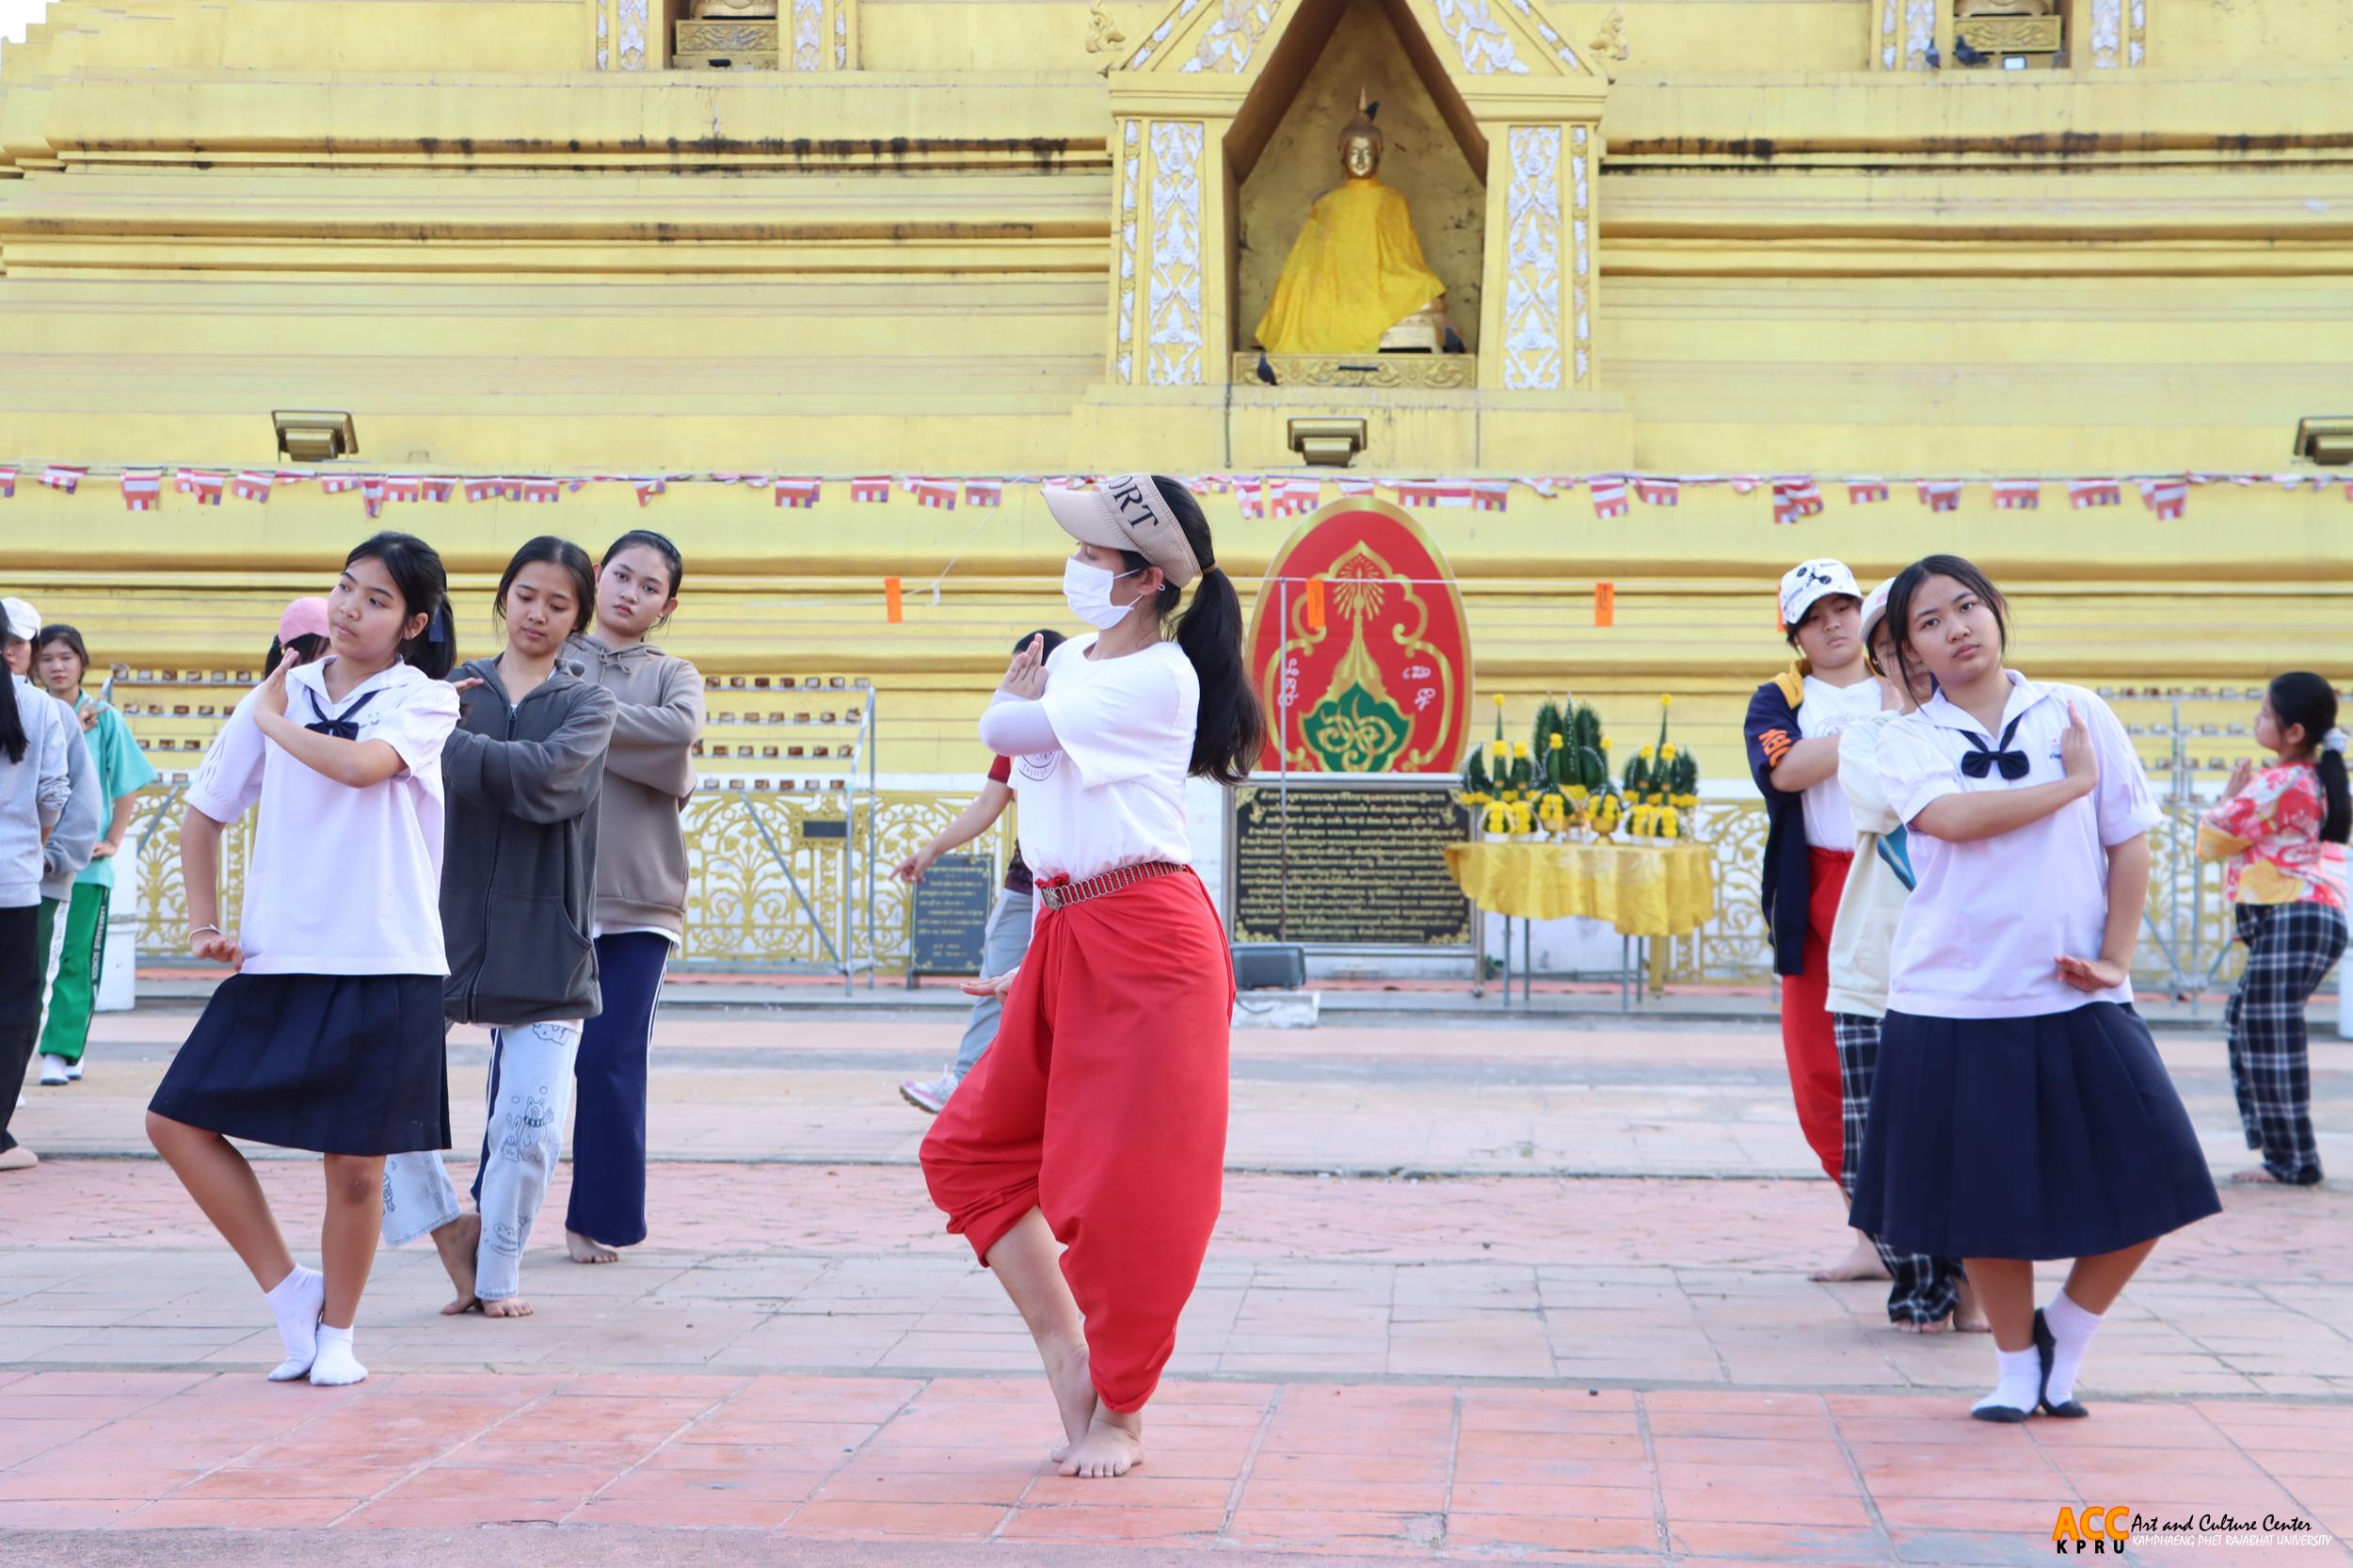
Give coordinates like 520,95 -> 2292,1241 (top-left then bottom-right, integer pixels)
1304,576 -> 1327,632
1594,582 -> 1616,629
884,577 -> 904,624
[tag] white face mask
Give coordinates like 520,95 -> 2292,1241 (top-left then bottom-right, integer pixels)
1063,557 -> 1144,631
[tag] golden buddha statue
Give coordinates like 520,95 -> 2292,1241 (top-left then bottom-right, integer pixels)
1253,94 -> 1451,358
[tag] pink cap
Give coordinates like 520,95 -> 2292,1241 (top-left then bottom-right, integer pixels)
277,597 -> 330,647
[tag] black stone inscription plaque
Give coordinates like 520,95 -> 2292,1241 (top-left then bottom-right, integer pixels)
1231,782 -> 1472,948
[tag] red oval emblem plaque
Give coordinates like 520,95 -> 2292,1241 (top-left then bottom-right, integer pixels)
1245,498 -> 1474,774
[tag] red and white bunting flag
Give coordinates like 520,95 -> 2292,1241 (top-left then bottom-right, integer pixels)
850,475 -> 891,504
1771,492 -> 1801,526
1272,478 -> 1321,517
1470,481 -> 1509,513
1590,475 -> 1629,519
1518,476 -> 1561,499
120,471 -> 163,512
964,480 -> 1003,508
1232,478 -> 1269,520
2067,479 -> 2122,510
464,477 -> 504,503
1847,480 -> 1890,505
1432,483 -> 1474,509
773,478 -> 821,509
632,477 -> 665,507
1390,481 -> 1439,509
182,471 -> 225,506
0,466 -> 15,498
909,477 -> 958,511
1916,480 -> 1962,513
1634,477 -> 1680,507
361,477 -> 388,518
2274,473 -> 2306,490
521,477 -> 562,504
1336,476 -> 1377,498
317,472 -> 361,495
1773,477 -> 1824,519
39,465 -> 88,494
418,477 -> 456,504
231,470 -> 274,503
1992,479 -> 2041,511
383,476 -> 423,504
1728,476 -> 1763,495
2137,476 -> 2188,520
272,470 -> 312,488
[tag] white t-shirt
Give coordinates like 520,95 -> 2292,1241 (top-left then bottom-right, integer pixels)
1797,673 -> 1885,853
1011,635 -> 1198,883
186,658 -> 461,976
1877,672 -> 2161,1019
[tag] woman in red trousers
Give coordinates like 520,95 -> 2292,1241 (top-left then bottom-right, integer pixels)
922,474 -> 1263,1480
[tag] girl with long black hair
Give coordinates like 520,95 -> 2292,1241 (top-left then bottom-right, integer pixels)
2199,671 -> 2350,1187
922,474 -> 1264,1480
146,532 -> 461,1385
1849,554 -> 2219,1422
0,615 -> 74,1172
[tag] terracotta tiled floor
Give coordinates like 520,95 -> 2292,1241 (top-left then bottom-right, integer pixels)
2,1010 -> 2347,1562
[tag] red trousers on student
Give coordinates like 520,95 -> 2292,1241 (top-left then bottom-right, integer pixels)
1781,847 -> 1852,1185
920,867 -> 1234,1414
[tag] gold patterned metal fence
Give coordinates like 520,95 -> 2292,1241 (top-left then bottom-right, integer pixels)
127,787 -> 2240,989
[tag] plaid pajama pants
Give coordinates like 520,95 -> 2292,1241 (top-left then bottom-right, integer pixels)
2224,901 -> 2345,1186
1834,1012 -> 1966,1325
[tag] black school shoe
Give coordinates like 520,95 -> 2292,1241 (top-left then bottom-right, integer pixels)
2033,1308 -> 2089,1418
1970,1400 -> 2031,1425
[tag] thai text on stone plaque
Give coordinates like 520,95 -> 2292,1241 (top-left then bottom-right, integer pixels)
1230,780 -> 1472,948
907,855 -> 994,980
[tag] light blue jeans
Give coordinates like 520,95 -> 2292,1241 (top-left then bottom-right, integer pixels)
947,887 -> 1036,1085
382,1020 -> 583,1302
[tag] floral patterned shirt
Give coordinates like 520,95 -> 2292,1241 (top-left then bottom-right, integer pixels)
2197,762 -> 2345,908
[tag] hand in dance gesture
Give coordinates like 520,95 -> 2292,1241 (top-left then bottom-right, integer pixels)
961,966 -> 1019,1000
2057,701 -> 2099,793
2055,953 -> 2126,993
189,926 -> 244,971
254,659 -> 293,720
2222,758 -> 2254,801
1000,634 -> 1048,700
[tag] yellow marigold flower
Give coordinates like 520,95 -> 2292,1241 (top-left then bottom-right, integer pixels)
1661,744 -> 1678,761
1513,741 -> 1529,760
1548,733 -> 1564,749
1639,744 -> 1656,761
1660,694 -> 1673,708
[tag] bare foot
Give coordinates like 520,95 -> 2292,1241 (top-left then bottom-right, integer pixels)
433,1213 -> 482,1315
1952,1278 -> 1992,1334
481,1297 -> 536,1318
2230,1167 -> 2283,1185
567,1229 -> 619,1264
1811,1235 -> 1892,1283
1043,1338 -> 1097,1464
1895,1315 -> 1952,1335
1059,1407 -> 1144,1479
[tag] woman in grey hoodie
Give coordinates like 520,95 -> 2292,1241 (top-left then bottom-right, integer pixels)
560,529 -> 704,1264
381,538 -> 616,1316
1,624 -> 76,1172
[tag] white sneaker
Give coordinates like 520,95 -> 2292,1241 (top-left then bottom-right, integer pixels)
898,1076 -> 955,1115
65,1061 -> 82,1081
39,1057 -> 70,1087
0,1145 -> 38,1172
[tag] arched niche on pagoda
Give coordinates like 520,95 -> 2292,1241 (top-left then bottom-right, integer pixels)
1073,0 -> 1629,472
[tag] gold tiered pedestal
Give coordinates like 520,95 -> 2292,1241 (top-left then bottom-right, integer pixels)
1445,841 -> 1721,1006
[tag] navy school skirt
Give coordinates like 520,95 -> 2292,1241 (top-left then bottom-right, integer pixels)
150,973 -> 450,1157
1849,1001 -> 2221,1261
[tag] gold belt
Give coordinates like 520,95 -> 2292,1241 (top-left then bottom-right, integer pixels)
1034,861 -> 1187,912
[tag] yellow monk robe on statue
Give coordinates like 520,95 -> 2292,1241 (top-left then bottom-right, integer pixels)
1253,98 -> 1449,357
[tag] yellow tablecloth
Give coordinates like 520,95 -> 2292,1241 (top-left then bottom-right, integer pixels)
1444,840 -> 1719,936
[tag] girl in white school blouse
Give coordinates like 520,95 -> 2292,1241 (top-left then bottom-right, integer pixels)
1848,554 -> 2220,1424
148,532 -> 462,1388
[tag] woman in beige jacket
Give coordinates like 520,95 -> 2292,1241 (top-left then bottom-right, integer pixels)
1827,581 -> 1983,1333
562,530 -> 705,1264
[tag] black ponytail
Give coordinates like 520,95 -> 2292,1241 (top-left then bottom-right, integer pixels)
344,531 -> 455,680
0,671 -> 25,765
1123,476 -> 1266,786
2268,671 -> 2349,844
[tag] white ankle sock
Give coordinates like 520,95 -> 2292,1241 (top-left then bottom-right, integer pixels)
308,1324 -> 368,1386
2043,1290 -> 2102,1404
1974,1346 -> 2042,1417
264,1266 -> 325,1382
